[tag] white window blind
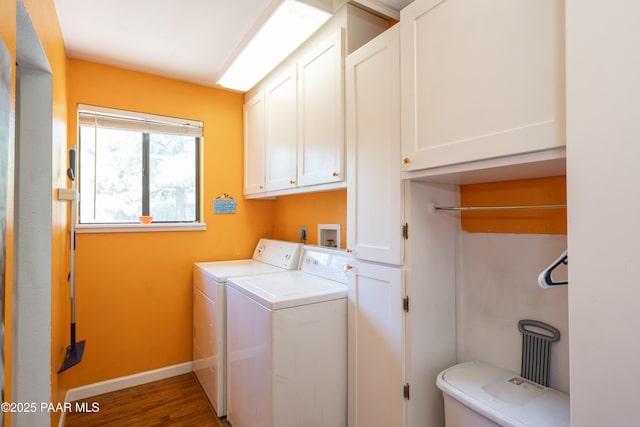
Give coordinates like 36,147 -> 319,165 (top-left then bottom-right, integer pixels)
78,104 -> 203,137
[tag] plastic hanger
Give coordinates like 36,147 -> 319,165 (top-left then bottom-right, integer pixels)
538,250 -> 568,288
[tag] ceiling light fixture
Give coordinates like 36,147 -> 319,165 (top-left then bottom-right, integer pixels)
217,0 -> 331,92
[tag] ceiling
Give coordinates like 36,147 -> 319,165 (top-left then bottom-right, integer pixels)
52,0 -> 413,91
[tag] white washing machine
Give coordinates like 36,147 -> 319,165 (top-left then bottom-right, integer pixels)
193,239 -> 302,417
226,246 -> 349,427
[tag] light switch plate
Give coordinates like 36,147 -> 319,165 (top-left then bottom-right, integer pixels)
58,188 -> 78,201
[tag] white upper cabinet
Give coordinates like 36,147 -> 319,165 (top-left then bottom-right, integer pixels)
243,4 -> 388,198
297,29 -> 345,187
265,66 -> 298,191
400,0 -> 565,172
346,25 -> 404,266
243,91 -> 266,195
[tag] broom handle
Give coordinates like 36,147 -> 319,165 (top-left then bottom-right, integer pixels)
68,146 -> 78,343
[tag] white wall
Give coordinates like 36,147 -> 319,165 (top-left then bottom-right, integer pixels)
566,0 -> 640,424
456,232 -> 569,393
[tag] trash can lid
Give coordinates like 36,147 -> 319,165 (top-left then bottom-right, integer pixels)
436,361 -> 569,427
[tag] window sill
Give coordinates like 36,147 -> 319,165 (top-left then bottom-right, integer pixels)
75,222 -> 207,234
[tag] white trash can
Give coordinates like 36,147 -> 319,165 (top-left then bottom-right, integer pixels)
436,361 -> 569,427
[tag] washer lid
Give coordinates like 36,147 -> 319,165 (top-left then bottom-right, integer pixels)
227,271 -> 347,310
436,361 -> 569,427
194,260 -> 285,283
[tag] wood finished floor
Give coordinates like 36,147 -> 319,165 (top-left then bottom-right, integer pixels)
65,373 -> 231,427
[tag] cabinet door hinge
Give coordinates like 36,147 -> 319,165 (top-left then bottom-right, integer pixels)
403,296 -> 409,312
402,223 -> 408,240
403,383 -> 410,400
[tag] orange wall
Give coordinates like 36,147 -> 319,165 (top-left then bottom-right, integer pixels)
66,59 -> 276,389
460,176 -> 567,234
274,190 -> 347,247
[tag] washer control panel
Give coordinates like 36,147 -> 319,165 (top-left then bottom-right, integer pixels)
252,239 -> 302,270
300,247 -> 350,284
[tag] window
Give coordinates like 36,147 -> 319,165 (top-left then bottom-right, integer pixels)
77,105 -> 202,224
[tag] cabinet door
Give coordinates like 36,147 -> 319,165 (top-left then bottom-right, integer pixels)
243,91 -> 266,194
297,29 -> 345,187
346,26 -> 403,265
265,67 -> 298,191
348,261 -> 405,427
400,0 -> 564,171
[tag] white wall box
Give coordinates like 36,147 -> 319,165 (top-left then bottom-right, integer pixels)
244,4 -> 388,198
347,260 -> 405,427
243,91 -> 266,195
318,223 -> 341,248
400,0 -> 565,174
346,24 -> 403,266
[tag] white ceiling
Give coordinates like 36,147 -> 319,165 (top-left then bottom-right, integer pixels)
53,0 -> 413,91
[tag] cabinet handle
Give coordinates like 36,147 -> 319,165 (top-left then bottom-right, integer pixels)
402,157 -> 411,165
289,179 -> 296,185
346,248 -> 353,254
332,172 -> 339,177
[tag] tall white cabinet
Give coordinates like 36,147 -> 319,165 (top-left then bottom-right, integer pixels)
345,25 -> 406,427
346,23 -> 459,427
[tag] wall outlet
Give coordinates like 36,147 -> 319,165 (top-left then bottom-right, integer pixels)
298,225 -> 308,242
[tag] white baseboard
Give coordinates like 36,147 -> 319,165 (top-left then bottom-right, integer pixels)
59,362 -> 193,426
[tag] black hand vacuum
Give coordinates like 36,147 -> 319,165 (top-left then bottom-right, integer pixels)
58,146 -> 86,373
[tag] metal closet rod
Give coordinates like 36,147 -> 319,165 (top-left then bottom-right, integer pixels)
433,203 -> 567,211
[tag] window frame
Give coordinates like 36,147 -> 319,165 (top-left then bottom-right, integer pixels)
76,104 -> 205,232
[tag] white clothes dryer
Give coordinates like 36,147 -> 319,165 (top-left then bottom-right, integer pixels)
226,246 -> 349,427
193,239 -> 302,416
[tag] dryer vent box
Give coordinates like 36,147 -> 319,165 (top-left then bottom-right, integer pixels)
318,224 -> 340,248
